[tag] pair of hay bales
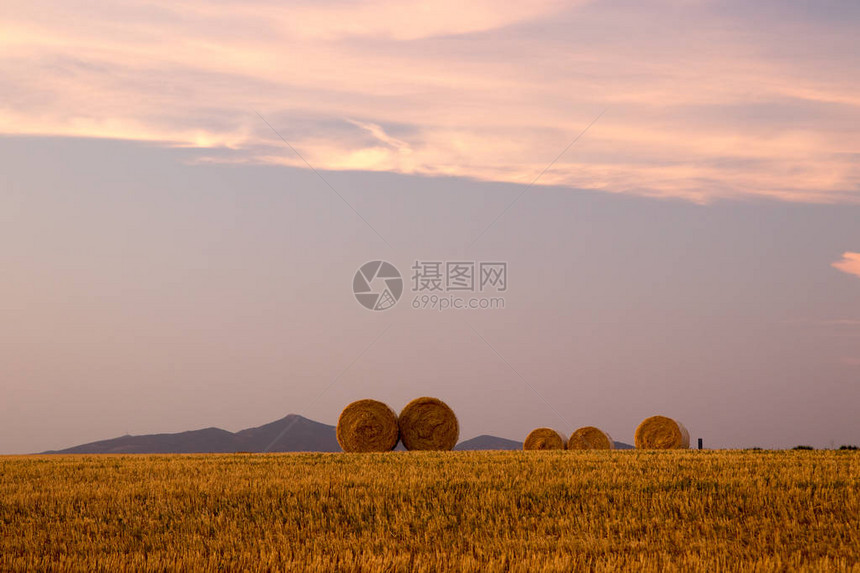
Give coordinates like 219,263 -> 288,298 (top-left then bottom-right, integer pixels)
524,416 -> 690,451
523,426 -> 615,451
336,397 -> 458,452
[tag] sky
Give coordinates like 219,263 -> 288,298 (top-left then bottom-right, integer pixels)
1,1 -> 859,453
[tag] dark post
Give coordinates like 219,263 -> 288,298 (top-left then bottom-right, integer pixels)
697,438 -> 703,450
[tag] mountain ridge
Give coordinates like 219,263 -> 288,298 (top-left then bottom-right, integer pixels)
43,414 -> 341,454
43,414 -> 633,453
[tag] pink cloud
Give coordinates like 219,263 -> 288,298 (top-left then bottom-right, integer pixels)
833,253 -> 860,279
1,1 -> 859,203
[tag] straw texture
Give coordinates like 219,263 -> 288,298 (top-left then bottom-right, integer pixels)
634,415 -> 690,449
568,426 -> 615,450
336,399 -> 399,453
523,428 -> 566,450
398,397 -> 459,451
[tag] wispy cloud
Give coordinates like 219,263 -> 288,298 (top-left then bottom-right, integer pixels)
832,252 -> 860,279
2,0 -> 859,203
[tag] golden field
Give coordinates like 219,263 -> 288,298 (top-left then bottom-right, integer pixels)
1,450 -> 858,572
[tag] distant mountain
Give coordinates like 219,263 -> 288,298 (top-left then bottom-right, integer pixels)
44,414 -> 340,454
455,435 -> 634,451
231,415 -> 340,452
45,427 -> 237,455
456,435 -> 522,450
43,415 -> 635,454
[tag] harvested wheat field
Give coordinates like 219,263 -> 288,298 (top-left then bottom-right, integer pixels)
2,451 -> 858,572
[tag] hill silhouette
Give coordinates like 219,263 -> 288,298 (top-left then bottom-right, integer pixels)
455,435 -> 523,450
44,414 -> 340,454
43,414 -> 634,453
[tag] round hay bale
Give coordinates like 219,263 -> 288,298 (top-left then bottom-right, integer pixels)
398,397 -> 459,451
523,428 -> 566,450
568,426 -> 615,450
634,415 -> 690,449
336,399 -> 399,452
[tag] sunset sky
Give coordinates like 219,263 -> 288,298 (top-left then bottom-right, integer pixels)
2,1 -> 859,453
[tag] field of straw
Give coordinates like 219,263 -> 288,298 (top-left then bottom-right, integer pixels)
2,451 -> 858,572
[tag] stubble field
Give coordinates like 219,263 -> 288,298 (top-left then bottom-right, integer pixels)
1,450 -> 858,572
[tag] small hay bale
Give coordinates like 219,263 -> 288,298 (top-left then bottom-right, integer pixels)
336,399 -> 399,452
634,415 -> 690,449
398,397 -> 459,451
523,428 -> 566,450
568,426 -> 615,450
